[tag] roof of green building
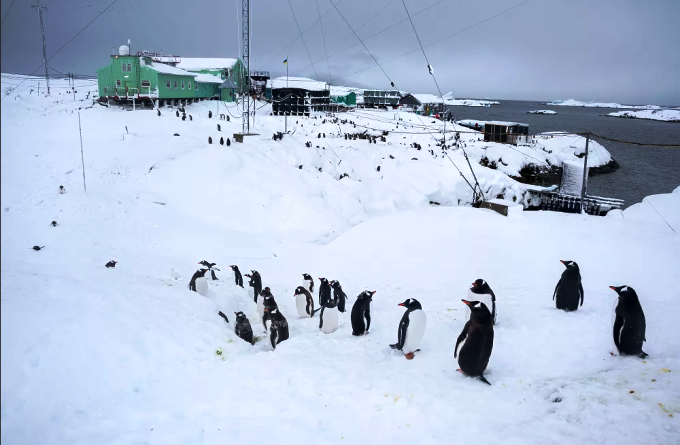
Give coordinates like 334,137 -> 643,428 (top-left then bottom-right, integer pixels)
219,79 -> 238,89
194,73 -> 224,84
143,60 -> 197,77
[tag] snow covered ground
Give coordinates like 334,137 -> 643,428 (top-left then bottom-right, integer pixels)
2,75 -> 679,445
445,98 -> 500,107
605,109 -> 680,123
547,99 -> 662,109
528,110 -> 557,115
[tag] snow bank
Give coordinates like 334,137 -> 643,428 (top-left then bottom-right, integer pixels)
547,99 -> 662,109
4,75 -> 675,445
606,109 -> 680,122
622,188 -> 680,234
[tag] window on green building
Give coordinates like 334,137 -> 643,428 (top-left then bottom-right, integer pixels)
195,83 -> 198,90
181,81 -> 185,90
141,80 -> 150,88
127,63 -> 132,71
188,82 -> 191,90
166,80 -> 171,89
122,64 -> 127,72
116,79 -> 121,87
174,81 -> 178,89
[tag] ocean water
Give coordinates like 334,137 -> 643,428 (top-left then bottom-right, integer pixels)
447,100 -> 680,208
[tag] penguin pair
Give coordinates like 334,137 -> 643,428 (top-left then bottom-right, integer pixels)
245,270 -> 262,303
230,265 -> 244,287
390,299 -> 426,360
467,279 -> 496,325
260,287 -> 279,331
188,268 -> 209,296
351,291 -> 376,336
199,260 -> 219,280
264,305 -> 289,349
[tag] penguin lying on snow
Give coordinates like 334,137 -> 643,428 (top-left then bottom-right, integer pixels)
260,288 -> 279,331
265,307 -> 289,350
351,291 -> 375,336
390,299 -> 426,360
230,265 -> 243,287
32,246 -> 45,251
468,279 -> 496,325
455,300 -> 494,385
610,285 -> 648,358
330,280 -> 348,313
302,273 -> 314,294
318,277 -> 331,307
294,286 -> 315,318
105,260 -> 118,268
318,291 -> 339,334
234,311 -> 253,344
188,268 -> 209,294
553,260 -> 584,312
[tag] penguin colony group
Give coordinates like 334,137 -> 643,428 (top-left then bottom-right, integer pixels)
186,258 -> 647,386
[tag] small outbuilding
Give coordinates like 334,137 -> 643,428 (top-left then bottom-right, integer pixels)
399,93 -> 421,107
483,121 -> 530,145
219,79 -> 238,102
270,77 -> 330,116
363,90 -> 400,108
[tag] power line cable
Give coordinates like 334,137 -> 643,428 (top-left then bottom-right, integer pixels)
286,0 -> 319,80
1,0 -> 18,27
315,0 -> 332,85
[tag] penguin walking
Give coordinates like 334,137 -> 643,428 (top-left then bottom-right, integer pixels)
318,292 -> 339,334
294,286 -> 315,318
318,277 -> 331,307
188,268 -> 209,293
230,265 -> 244,287
105,260 -> 118,268
351,291 -> 376,336
234,311 -> 253,344
330,280 -> 348,313
553,260 -> 584,312
455,300 -> 494,385
245,270 -> 262,303
610,286 -> 648,358
467,279 -> 496,325
266,307 -> 289,350
302,273 -> 315,295
389,299 -> 426,360
260,287 -> 279,331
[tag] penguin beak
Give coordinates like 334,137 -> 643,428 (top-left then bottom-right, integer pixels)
560,260 -> 566,264
398,303 -> 405,307
462,299 -> 472,306
471,282 -> 476,287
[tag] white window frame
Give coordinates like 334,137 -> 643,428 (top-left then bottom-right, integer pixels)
181,81 -> 185,90
122,64 -> 127,72
141,80 -> 150,87
174,81 -> 178,89
116,79 -> 121,87
166,80 -> 171,89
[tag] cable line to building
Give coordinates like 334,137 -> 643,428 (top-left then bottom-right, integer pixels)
315,0 -> 332,84
286,0 -> 320,80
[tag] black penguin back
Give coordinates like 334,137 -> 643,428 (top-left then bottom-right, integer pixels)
457,302 -> 494,378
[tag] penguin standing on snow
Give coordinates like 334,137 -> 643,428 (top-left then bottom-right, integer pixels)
260,287 -> 279,331
302,273 -> 315,294
266,307 -> 289,350
230,265 -> 244,287
467,279 -> 496,325
234,311 -> 253,344
553,260 -> 584,312
330,280 -> 348,313
318,291 -> 339,334
455,300 -> 494,385
294,286 -> 315,318
245,270 -> 262,303
198,261 -> 219,280
610,285 -> 648,358
390,299 -> 426,360
189,268 -> 209,293
318,277 -> 331,307
351,291 -> 376,336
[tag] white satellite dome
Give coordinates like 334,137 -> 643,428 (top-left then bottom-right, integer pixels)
119,45 -> 130,56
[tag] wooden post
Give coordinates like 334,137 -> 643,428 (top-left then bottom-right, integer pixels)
580,133 -> 590,214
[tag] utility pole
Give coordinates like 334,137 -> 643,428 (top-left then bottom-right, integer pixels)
285,55 -> 288,133
31,0 -> 50,96
241,0 -> 250,135
580,132 -> 590,214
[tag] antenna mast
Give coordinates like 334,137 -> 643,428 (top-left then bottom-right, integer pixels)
241,0 -> 250,134
31,0 -> 50,95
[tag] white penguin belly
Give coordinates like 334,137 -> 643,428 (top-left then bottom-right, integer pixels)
465,289 -> 494,321
256,295 -> 265,319
304,279 -> 313,293
402,310 -> 426,353
296,294 -> 311,318
320,307 -> 339,334
195,277 -> 209,296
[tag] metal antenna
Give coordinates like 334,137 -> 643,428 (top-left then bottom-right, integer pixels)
241,0 -> 250,134
31,0 -> 50,95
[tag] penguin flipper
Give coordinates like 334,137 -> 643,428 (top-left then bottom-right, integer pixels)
398,318 -> 409,350
319,307 -> 325,329
579,282 -> 584,307
553,278 -> 562,300
478,375 -> 491,385
365,310 -> 371,332
454,321 -> 470,358
613,315 -> 623,350
218,311 -> 229,323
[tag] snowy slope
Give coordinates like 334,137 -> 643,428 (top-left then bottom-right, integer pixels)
606,109 -> 680,122
547,99 -> 662,109
2,75 -> 679,445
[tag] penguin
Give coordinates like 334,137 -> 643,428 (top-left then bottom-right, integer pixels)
610,285 -> 648,358
553,260 -> 584,312
318,277 -> 331,307
105,260 -> 118,268
218,311 -> 230,324
50,221 -> 57,227
389,298 -> 426,360
455,300 -> 494,385
199,260 -> 217,269
32,246 -> 45,251
467,279 -> 496,325
351,291 -> 376,336
260,287 -> 279,331
188,268 -> 208,293
234,311 -> 253,344
176,110 -> 179,117
318,291 -> 339,334
266,307 -> 289,350
230,265 -> 244,287
220,137 -> 224,145
245,270 -> 262,304
226,138 -> 231,146
198,261 -> 219,280
208,136 -> 212,144
294,286 -> 315,318
217,123 -> 221,131
330,280 -> 348,313
302,273 -> 314,294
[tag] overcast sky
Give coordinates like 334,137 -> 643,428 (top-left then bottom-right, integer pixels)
1,0 -> 678,105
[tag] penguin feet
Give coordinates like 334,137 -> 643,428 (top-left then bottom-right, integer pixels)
638,352 -> 649,359
389,343 -> 398,349
404,352 -> 415,360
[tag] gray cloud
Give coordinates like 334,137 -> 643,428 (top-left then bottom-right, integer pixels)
1,0 -> 678,105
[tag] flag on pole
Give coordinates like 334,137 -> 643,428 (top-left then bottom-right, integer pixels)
283,58 -> 288,65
